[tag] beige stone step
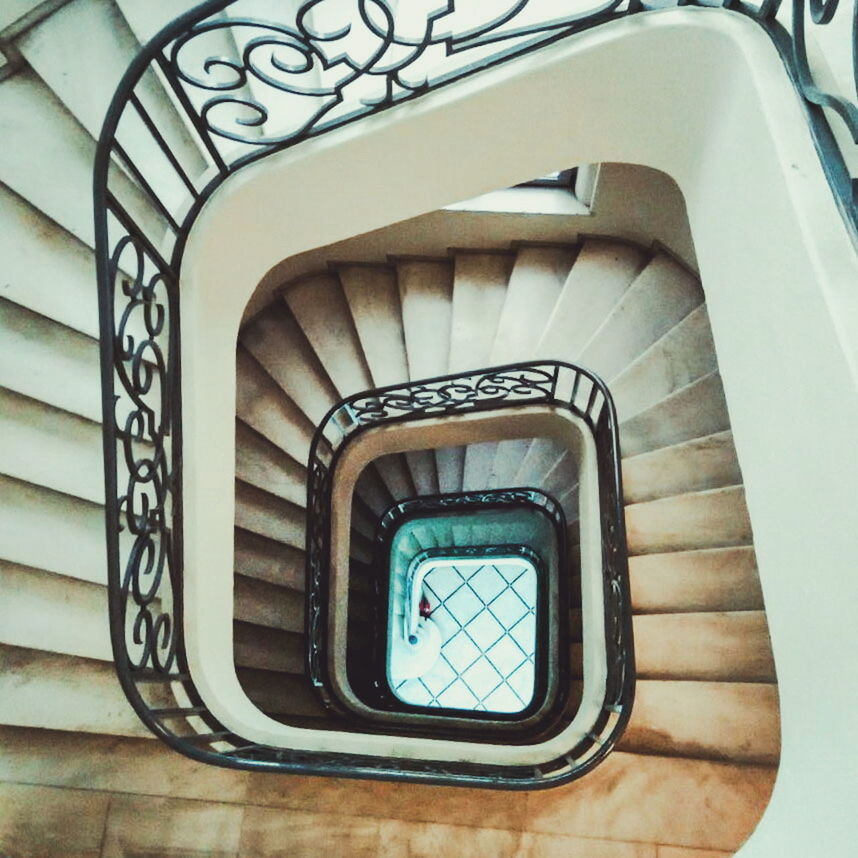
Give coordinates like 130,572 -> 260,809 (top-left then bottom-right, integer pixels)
234,481 -> 305,549
522,751 -> 775,854
486,246 -> 576,485
0,70 -> 166,245
235,420 -> 306,508
490,245 -> 576,364
240,305 -> 339,426
622,431 -> 741,504
0,185 -> 99,338
626,485 -> 752,555
536,238 -> 648,360
354,466 -> 394,516
17,0 -> 205,213
233,622 -> 305,675
235,347 -> 315,465
282,273 -> 372,398
448,251 -> 511,373
0,560 -> 111,661
633,611 -> 776,682
0,644 -> 151,737
236,667 -> 328,719
234,528 -> 304,591
0,387 -> 104,504
620,371 -> 730,458
0,475 -> 107,585
339,263 -> 438,494
396,259 -> 456,491
234,575 -> 304,635
372,453 -> 416,502
619,679 -> 779,764
0,298 -> 101,422
630,547 -> 764,614
611,303 -> 717,423
338,264 -> 408,387
578,253 -> 703,382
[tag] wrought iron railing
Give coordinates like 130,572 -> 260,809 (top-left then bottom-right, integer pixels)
328,488 -> 570,737
95,0 -> 853,781
303,361 -> 633,784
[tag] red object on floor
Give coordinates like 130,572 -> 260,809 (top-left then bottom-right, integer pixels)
419,595 -> 432,618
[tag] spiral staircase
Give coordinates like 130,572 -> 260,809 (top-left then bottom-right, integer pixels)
5,0 -> 858,854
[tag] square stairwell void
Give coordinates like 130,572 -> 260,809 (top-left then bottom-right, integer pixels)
392,554 -> 538,714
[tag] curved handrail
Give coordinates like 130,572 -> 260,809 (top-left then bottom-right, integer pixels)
94,0 -> 853,783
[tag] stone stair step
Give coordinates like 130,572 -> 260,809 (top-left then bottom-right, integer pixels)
240,305 -> 339,427
235,420 -> 306,508
0,299 -> 101,422
0,644 -> 152,737
282,273 -> 373,399
633,611 -> 776,682
0,475 -> 108,586
620,371 -> 730,458
234,481 -> 305,549
611,303 -> 717,423
235,347 -> 315,465
234,528 -> 304,590
626,485 -> 752,555
234,575 -> 304,635
622,430 -> 741,504
578,253 -> 703,382
233,622 -> 305,675
0,185 -> 99,338
536,238 -> 648,360
0,387 -> 104,504
630,546 -> 764,614
619,679 -> 779,764
0,560 -> 111,661
448,251 -> 511,373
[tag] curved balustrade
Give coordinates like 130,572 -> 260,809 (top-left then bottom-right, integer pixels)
94,0 -> 854,782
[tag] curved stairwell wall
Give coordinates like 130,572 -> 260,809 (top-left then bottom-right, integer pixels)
0,1 -> 856,855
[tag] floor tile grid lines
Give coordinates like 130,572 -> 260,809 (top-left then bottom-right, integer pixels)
403,560 -> 536,710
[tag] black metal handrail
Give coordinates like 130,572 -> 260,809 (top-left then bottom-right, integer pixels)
330,489 -> 570,738
303,360 -> 634,785
94,0 -> 853,782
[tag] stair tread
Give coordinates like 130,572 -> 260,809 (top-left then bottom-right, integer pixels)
397,259 -> 453,380
0,185 -> 100,338
630,546 -> 764,614
620,371 -> 729,458
338,264 -> 409,388
0,298 -> 101,422
282,273 -> 372,398
241,307 -> 339,426
235,347 -> 316,464
619,679 -> 779,764
448,252 -> 511,373
234,528 -> 304,590
633,610 -> 776,682
0,387 -> 104,504
234,480 -> 305,549
612,303 -> 717,423
0,644 -> 153,737
622,430 -> 740,504
235,420 -> 306,508
233,621 -> 304,675
578,252 -> 703,382
536,238 -> 647,360
0,474 -> 108,586
489,245 -> 576,364
625,484 -> 752,555
234,574 -> 304,634
0,560 -> 111,662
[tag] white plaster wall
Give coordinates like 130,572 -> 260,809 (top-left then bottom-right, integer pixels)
181,9 -> 858,855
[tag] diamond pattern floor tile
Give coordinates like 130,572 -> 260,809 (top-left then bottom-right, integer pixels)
393,555 -> 537,713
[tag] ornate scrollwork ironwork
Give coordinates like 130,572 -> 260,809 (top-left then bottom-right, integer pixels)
94,0 -> 857,783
